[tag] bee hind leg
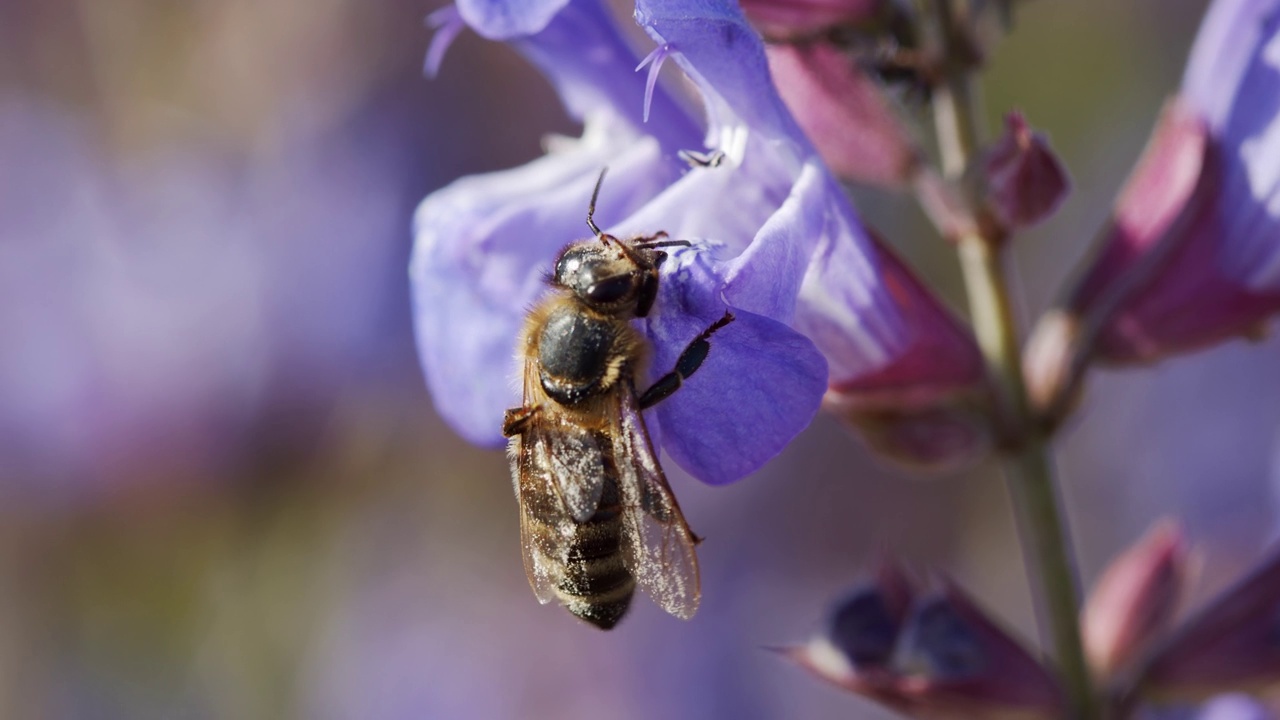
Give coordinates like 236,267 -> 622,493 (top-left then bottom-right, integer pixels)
502,405 -> 538,437
638,311 -> 735,410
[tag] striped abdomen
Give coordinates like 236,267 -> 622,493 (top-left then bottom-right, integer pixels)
532,477 -> 635,629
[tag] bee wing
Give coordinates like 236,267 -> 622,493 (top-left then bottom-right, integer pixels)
511,360 -> 610,605
512,424 -> 564,605
612,380 -> 701,620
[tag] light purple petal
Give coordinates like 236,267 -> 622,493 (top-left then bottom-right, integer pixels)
456,0 -> 570,39
1197,4 -> 1280,290
1196,695 -> 1273,720
633,0 -> 805,151
1182,0 -> 1280,132
643,247 -> 827,485
511,0 -> 700,144
410,120 -> 681,445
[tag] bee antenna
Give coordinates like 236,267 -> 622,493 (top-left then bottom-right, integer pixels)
586,167 -> 608,239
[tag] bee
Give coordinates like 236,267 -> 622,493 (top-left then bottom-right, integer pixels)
501,169 -> 734,630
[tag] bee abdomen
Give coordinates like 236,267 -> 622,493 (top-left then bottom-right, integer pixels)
550,507 -> 636,630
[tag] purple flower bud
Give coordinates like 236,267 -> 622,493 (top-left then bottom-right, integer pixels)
1141,542 -> 1280,700
780,560 -> 917,711
890,582 -> 1065,720
1082,520 -> 1188,677
829,560 -> 916,667
976,112 -> 1070,233
1037,0 -> 1280,367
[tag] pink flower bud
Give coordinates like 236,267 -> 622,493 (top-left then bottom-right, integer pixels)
976,112 -> 1070,232
1081,520 -> 1188,676
740,0 -> 888,41
1141,542 -> 1280,700
740,0 -> 925,186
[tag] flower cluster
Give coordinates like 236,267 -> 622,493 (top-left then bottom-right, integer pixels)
412,0 -> 984,480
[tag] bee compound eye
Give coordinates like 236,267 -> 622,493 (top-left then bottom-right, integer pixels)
585,274 -> 634,304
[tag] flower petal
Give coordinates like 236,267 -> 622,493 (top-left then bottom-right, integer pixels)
634,0 -> 807,155
456,0 -> 571,39
643,246 -> 828,485
1142,541 -> 1280,699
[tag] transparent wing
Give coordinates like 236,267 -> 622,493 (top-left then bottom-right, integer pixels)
612,379 -> 701,620
512,426 -> 561,605
511,360 -> 609,604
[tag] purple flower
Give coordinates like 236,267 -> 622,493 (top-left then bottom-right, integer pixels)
412,0 -> 982,481
1028,0 -> 1280,373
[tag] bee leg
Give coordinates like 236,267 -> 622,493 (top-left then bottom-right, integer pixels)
638,311 -> 735,410
502,405 -> 539,437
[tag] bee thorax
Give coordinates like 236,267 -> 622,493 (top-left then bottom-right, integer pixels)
537,307 -> 620,405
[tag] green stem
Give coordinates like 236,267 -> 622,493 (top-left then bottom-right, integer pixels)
957,237 -> 1095,720
928,2 -> 1096,716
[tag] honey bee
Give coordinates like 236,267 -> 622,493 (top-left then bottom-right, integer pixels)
501,170 -> 734,630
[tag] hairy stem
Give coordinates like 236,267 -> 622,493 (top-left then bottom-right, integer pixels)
928,1 -> 1096,716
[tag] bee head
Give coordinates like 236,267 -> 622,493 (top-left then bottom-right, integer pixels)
552,239 -> 666,317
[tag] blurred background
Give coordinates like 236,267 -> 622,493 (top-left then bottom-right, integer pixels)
1,0 -> 1275,718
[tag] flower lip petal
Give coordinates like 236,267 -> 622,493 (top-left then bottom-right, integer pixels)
644,247 -> 827,485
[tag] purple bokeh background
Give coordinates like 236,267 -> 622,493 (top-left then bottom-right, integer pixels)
2,0 -> 1277,718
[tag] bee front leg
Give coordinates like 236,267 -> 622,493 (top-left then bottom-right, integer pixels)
638,311 -> 735,410
502,405 -> 539,437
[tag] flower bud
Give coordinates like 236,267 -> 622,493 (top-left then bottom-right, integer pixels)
781,560 -> 917,708
740,0 -> 886,38
1081,520 -> 1188,677
829,559 -> 916,667
742,0 -> 926,186
974,112 -> 1070,233
763,42 -> 923,186
891,582 -> 1066,720
784,573 -> 1064,720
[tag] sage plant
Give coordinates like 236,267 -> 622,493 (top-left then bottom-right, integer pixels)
413,0 -> 1280,717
